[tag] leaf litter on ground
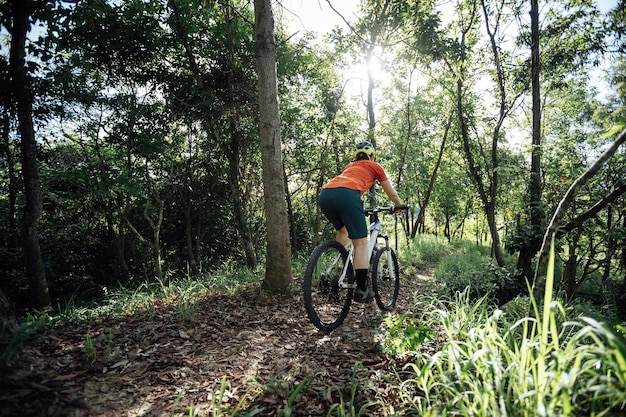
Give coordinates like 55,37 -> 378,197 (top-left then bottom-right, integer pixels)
0,273 -> 434,416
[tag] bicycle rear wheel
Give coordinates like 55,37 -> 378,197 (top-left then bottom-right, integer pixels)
372,247 -> 400,311
303,240 -> 353,332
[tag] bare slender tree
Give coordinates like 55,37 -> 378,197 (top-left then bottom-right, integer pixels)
7,0 -> 51,308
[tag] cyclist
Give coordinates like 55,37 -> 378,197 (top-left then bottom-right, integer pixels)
319,141 -> 405,303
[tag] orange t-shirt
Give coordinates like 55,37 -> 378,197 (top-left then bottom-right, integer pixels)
324,160 -> 389,195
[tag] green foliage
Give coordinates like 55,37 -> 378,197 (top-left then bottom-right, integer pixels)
413,234 -> 453,266
266,373 -> 314,417
386,291 -> 626,416
1,264 -> 266,386
4,236 -> 625,415
434,249 -> 515,299
383,240 -> 626,417
0,312 -> 49,378
39,264 -> 262,325
376,313 -> 434,357
401,234 -> 454,271
1,0 -> 623,343
82,327 -> 115,364
206,376 -> 260,417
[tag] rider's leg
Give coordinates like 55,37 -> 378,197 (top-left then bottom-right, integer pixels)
338,229 -> 370,295
352,237 -> 373,301
335,226 -> 350,247
337,228 -> 369,289
351,237 -> 368,271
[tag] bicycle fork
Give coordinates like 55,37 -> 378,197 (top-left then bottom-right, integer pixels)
377,234 -> 397,279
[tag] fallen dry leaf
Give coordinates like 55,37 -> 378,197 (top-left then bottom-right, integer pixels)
0,273 -> 435,416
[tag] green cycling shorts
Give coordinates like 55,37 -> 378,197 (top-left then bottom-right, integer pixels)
319,187 -> 367,239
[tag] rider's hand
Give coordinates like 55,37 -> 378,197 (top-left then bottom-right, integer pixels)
393,204 -> 409,213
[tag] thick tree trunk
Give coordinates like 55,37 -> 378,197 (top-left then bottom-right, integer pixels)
254,0 -> 292,293
9,0 -> 51,309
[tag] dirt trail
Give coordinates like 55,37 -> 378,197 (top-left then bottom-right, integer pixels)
0,273 -> 433,416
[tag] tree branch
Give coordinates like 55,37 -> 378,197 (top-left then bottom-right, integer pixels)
532,127 -> 626,298
558,180 -> 626,236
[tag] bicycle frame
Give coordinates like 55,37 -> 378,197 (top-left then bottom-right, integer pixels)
303,205 -> 407,331
326,209 -> 393,290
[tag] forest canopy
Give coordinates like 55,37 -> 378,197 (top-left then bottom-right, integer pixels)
1,0 -> 625,314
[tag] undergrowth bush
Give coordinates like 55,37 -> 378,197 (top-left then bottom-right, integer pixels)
377,237 -> 626,417
0,313 -> 49,379
376,313 -> 434,357
400,234 -> 453,272
434,251 -> 515,299
387,290 -> 626,416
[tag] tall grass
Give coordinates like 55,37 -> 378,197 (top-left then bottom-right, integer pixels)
386,237 -> 626,416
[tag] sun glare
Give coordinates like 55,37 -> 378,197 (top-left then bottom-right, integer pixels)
342,52 -> 392,99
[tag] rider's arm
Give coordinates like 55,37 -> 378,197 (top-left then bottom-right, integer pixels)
380,179 -> 403,207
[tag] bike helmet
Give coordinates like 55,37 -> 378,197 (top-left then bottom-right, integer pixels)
353,141 -> 376,160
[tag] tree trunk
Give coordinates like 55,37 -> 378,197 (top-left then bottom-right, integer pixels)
169,0 -> 255,270
283,162 -> 299,252
184,200 -> 199,276
446,0 -> 506,267
416,114 -> 452,230
516,0 -> 545,288
456,77 -> 507,267
0,288 -> 18,335
254,0 -> 292,293
365,46 -> 377,209
1,107 -> 18,243
621,211 -> 626,288
143,197 -> 164,281
562,228 -> 581,299
222,125 -> 258,269
114,228 -> 131,284
223,1 -> 258,269
601,206 -> 617,291
9,0 -> 51,309
106,205 -> 131,285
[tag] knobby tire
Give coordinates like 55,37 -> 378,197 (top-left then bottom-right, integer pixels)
372,247 -> 400,311
303,240 -> 353,332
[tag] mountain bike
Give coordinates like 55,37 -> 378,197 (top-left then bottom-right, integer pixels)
303,205 -> 409,332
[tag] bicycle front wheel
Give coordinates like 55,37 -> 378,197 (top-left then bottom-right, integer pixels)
372,247 -> 400,311
303,240 -> 353,332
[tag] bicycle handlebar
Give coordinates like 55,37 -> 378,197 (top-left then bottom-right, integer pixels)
365,205 -> 410,215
